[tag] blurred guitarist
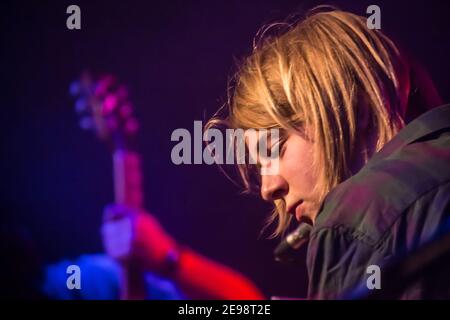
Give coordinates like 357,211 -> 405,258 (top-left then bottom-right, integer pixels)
43,74 -> 263,300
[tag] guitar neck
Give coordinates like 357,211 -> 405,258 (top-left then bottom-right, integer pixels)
71,74 -> 146,299
113,149 -> 144,209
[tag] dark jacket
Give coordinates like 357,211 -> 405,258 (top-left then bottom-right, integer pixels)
306,104 -> 450,299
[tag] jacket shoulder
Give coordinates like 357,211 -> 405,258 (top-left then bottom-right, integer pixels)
313,129 -> 450,246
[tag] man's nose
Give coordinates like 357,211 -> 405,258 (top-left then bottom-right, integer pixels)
260,175 -> 288,201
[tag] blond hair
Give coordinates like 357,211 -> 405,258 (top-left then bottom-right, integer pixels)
207,8 -> 410,237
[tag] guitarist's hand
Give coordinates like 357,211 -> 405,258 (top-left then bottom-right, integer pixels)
101,204 -> 265,299
101,204 -> 177,274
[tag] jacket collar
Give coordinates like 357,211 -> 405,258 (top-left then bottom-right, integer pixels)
368,104 -> 450,165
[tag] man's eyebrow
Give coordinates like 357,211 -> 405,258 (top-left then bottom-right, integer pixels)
258,129 -> 286,147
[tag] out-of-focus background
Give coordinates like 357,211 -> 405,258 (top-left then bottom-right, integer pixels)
1,0 -> 449,298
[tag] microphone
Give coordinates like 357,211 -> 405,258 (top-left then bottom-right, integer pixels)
274,223 -> 312,264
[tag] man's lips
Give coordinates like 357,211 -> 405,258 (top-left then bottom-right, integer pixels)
287,199 -> 304,221
295,201 -> 305,222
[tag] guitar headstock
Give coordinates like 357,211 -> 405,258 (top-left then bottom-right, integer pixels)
70,72 -> 139,150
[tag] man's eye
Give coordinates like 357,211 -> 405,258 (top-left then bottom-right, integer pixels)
271,138 -> 287,157
279,140 -> 287,157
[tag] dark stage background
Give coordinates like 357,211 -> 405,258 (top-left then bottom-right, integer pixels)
1,0 -> 449,298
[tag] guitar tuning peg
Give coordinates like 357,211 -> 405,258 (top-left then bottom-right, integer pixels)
75,98 -> 89,113
94,81 -> 108,97
125,118 -> 139,134
79,116 -> 95,131
95,75 -> 116,97
119,103 -> 133,119
69,81 -> 81,96
103,94 -> 118,115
